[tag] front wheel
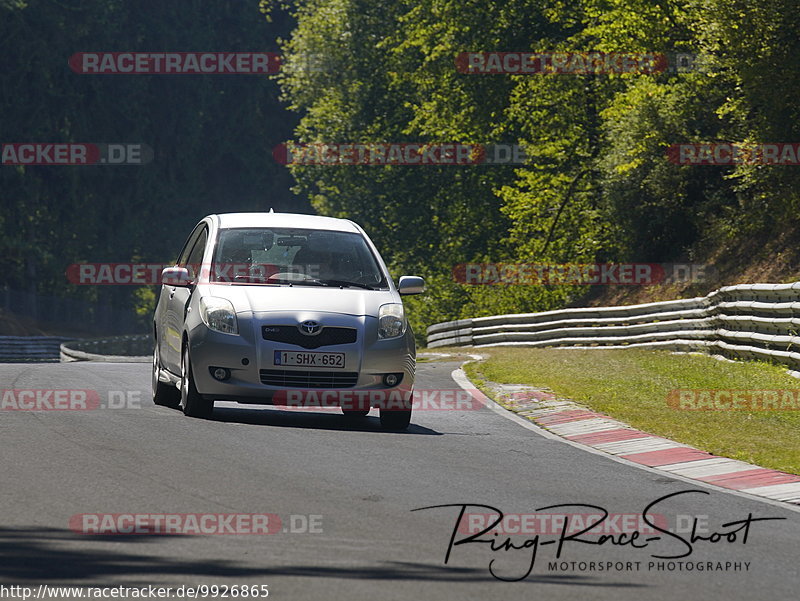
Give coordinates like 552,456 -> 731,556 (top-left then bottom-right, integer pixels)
152,342 -> 179,408
180,345 -> 214,419
379,404 -> 412,431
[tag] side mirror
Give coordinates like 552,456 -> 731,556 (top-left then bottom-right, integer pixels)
398,275 -> 425,295
161,266 -> 191,287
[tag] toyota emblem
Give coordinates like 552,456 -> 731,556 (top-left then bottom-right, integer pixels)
299,320 -> 321,336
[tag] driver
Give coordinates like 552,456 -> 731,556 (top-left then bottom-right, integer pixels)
292,247 -> 336,280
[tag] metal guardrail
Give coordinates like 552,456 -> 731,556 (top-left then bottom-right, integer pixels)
60,334 -> 150,363
0,335 -> 75,362
426,282 -> 800,372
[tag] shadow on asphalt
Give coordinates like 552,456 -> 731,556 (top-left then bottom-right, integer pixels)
0,527 -> 648,587
200,405 -> 443,435
0,526 -> 266,582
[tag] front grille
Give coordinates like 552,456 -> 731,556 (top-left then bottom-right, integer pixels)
260,369 -> 359,388
262,325 -> 357,349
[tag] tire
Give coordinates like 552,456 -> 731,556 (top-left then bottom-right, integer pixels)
379,402 -> 412,431
180,344 -> 214,419
152,342 -> 180,408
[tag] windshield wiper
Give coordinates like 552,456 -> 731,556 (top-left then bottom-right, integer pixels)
229,275 -> 327,286
317,279 -> 376,290
230,275 -> 376,289
267,278 -> 326,286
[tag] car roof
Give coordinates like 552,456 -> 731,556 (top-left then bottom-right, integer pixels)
210,212 -> 361,233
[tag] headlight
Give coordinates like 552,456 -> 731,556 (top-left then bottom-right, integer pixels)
199,297 -> 239,335
378,303 -> 405,339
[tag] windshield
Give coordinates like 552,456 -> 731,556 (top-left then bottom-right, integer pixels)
210,227 -> 387,288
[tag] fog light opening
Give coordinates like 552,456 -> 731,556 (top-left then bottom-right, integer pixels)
211,367 -> 231,381
383,373 -> 402,387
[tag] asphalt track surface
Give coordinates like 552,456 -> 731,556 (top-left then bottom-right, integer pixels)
0,360 -> 797,600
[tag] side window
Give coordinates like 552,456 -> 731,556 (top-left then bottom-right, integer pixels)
176,224 -> 205,266
184,228 -> 208,280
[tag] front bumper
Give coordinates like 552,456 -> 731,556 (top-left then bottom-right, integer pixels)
186,311 -> 415,405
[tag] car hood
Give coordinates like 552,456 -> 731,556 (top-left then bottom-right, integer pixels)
202,284 -> 397,317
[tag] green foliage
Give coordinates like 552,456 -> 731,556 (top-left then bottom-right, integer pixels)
5,0 -> 797,336
1,0 -> 302,331
270,0 -> 800,339
694,0 -> 800,227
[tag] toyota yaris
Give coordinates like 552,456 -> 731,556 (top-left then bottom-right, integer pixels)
152,212 -> 424,430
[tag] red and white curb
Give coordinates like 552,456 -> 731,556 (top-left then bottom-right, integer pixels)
452,372 -> 800,507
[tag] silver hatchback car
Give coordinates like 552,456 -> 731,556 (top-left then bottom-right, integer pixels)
152,212 -> 424,430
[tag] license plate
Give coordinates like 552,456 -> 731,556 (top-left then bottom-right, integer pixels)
274,350 -> 345,368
